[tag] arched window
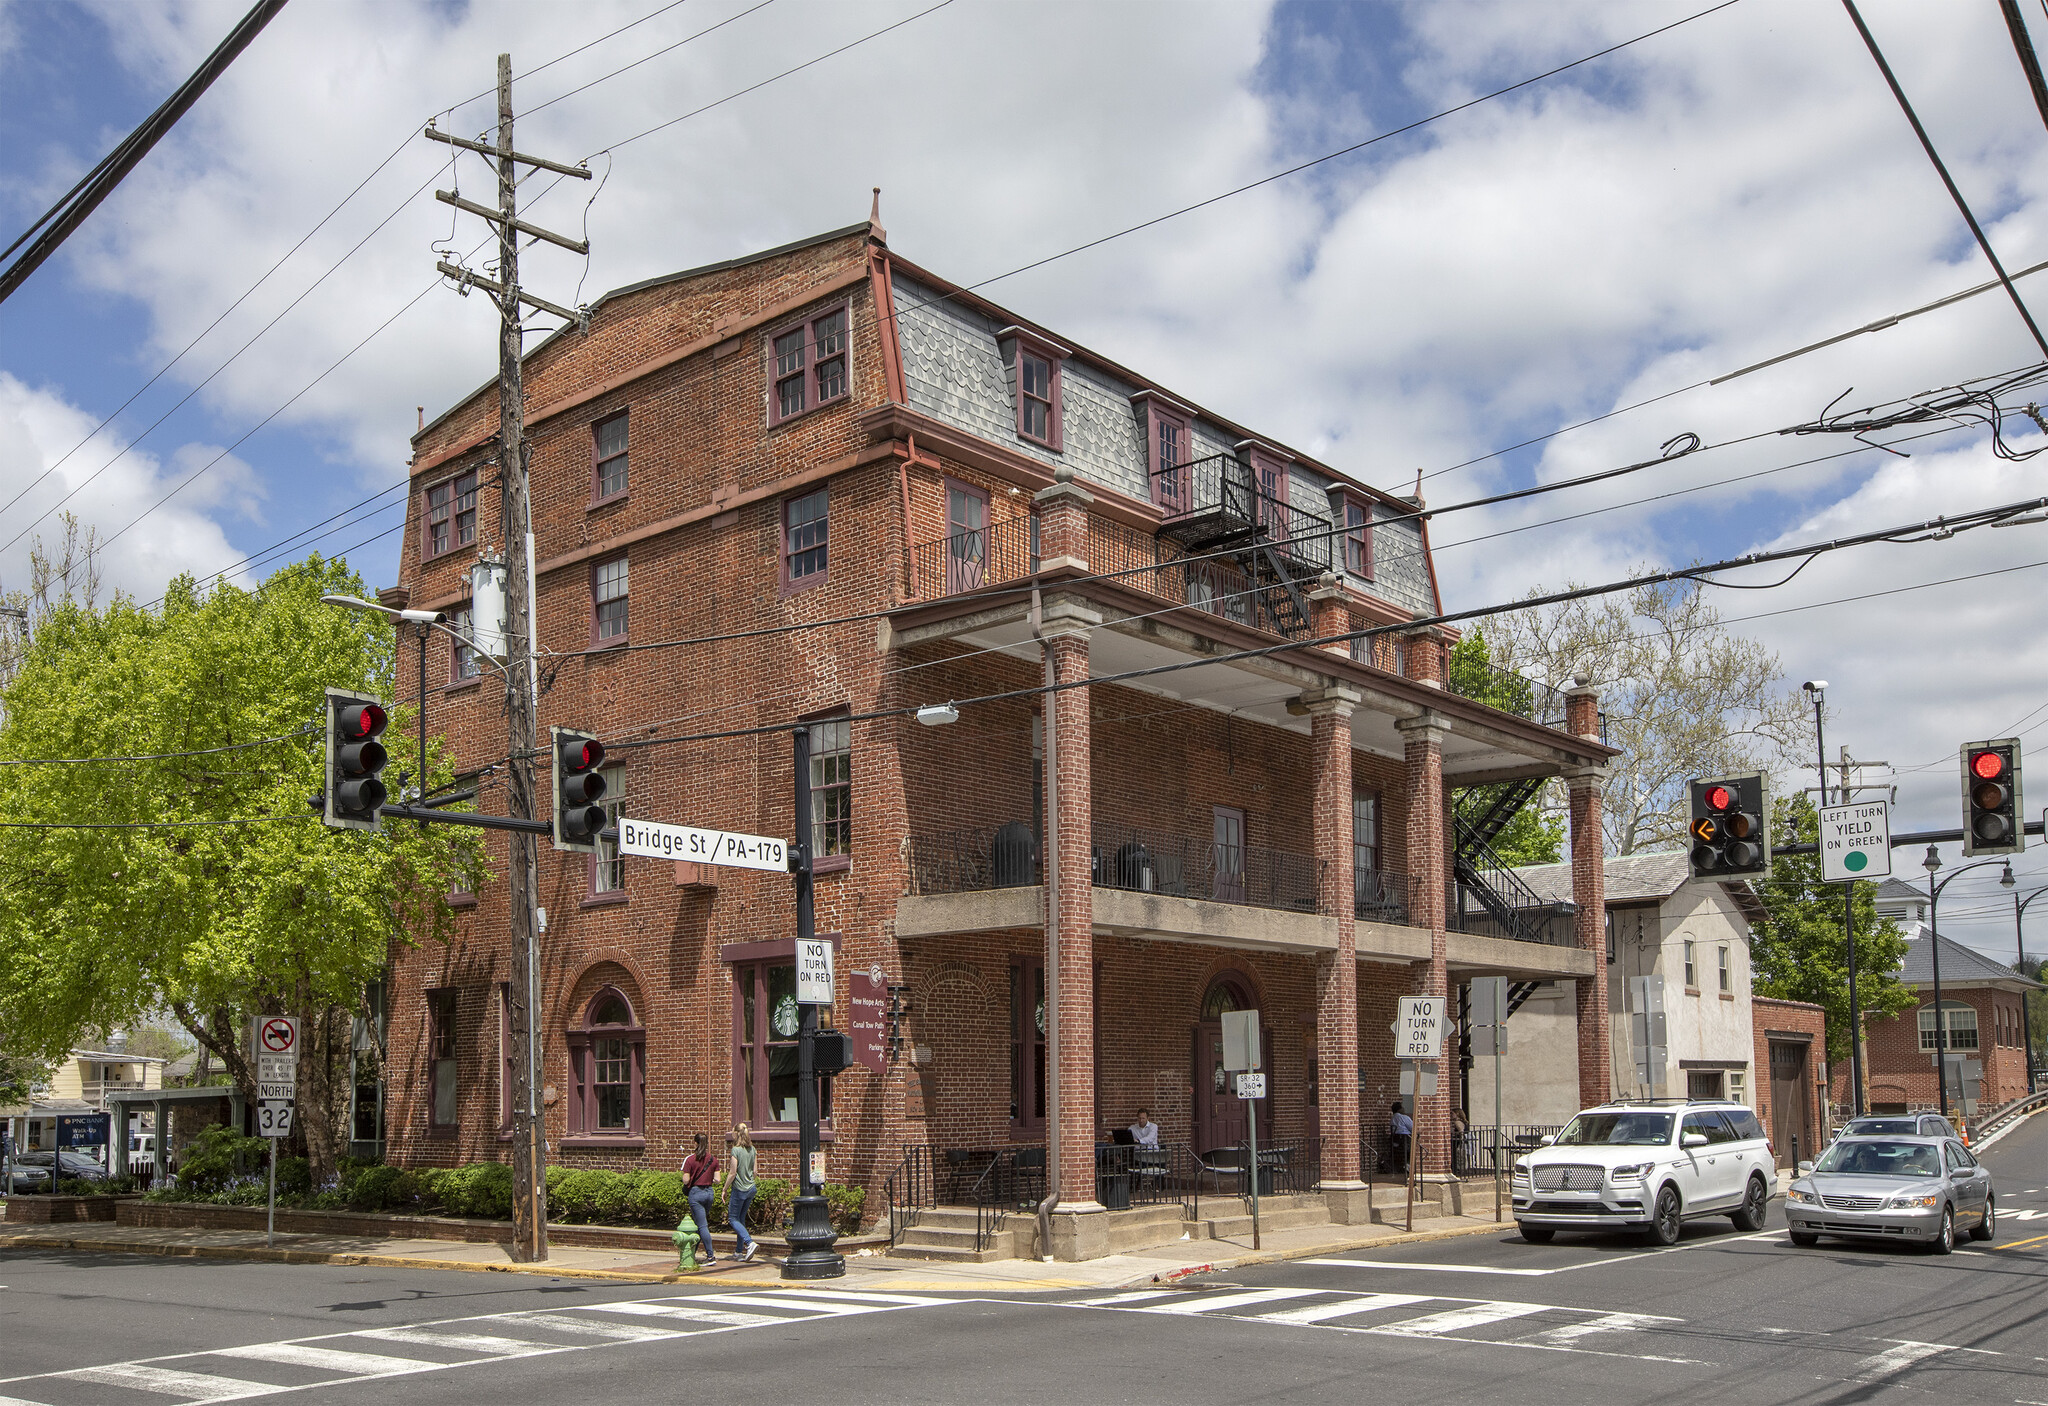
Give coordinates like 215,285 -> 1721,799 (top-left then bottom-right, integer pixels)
566,986 -> 646,1143
1201,974 -> 1253,1019
1917,1001 -> 1978,1052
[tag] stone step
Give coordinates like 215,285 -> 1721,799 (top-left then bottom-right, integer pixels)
896,1223 -> 986,1251
886,1239 -> 1012,1264
1200,1203 -> 1333,1240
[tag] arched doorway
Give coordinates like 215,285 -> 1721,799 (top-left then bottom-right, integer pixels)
1191,973 -> 1269,1153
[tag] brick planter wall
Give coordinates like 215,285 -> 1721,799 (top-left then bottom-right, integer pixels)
4,1194 -> 127,1224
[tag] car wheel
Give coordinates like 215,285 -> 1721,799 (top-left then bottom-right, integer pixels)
1788,1230 -> 1820,1247
1969,1198 -> 1995,1243
1730,1175 -> 1769,1231
1927,1206 -> 1954,1255
1518,1222 -> 1555,1244
1643,1185 -> 1683,1246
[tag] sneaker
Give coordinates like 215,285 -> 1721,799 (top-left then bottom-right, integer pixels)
741,1245 -> 756,1263
699,1256 -> 716,1266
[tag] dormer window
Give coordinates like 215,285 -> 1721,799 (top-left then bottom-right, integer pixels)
998,327 -> 1068,452
1333,490 -> 1374,581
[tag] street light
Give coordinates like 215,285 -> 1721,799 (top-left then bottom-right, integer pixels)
2013,874 -> 2046,1095
1922,847 -> 2011,1117
1802,680 -> 1863,1113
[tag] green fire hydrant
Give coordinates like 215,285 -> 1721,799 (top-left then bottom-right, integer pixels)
672,1216 -> 702,1272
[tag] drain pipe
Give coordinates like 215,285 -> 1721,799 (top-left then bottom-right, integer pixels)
1031,585 -> 1062,1259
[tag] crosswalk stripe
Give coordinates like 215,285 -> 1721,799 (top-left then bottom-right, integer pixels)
570,1301 -> 777,1328
687,1294 -> 895,1317
772,1290 -> 946,1305
214,1342 -> 431,1376
1255,1293 -> 1437,1326
1365,1302 -> 1550,1337
1074,1290 -> 1184,1306
512,1313 -> 686,1343
65,1362 -> 265,1399
1851,1341 -> 1951,1381
356,1326 -> 557,1357
1140,1288 -> 1325,1316
1517,1312 -> 1676,1347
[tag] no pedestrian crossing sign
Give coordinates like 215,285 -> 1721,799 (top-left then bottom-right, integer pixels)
1819,799 -> 1892,882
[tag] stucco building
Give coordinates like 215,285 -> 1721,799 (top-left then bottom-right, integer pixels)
373,217 -> 1618,1256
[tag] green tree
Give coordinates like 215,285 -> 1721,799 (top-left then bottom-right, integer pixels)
1750,795 -> 1914,1063
0,557 -> 482,1183
1448,631 -> 1565,867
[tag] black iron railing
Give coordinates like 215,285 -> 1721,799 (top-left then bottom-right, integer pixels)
1092,820 -> 1322,914
886,1144 -> 938,1247
903,823 -> 1041,896
1096,1142 -> 1208,1219
1355,866 -> 1421,926
1458,1125 -> 1563,1174
907,516 -> 1038,598
1452,820 -> 1577,947
1445,658 -> 1611,745
1151,453 -> 1335,574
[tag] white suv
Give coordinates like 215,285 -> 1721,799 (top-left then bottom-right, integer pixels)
1512,1100 -> 1776,1245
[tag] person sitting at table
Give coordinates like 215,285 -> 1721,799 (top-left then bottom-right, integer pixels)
1127,1109 -> 1160,1148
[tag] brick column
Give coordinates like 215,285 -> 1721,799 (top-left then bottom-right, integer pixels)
1397,712 -> 1451,1176
1307,686 -> 1362,1199
1309,573 -> 1350,657
1040,593 -> 1101,1215
1033,464 -> 1093,570
1403,629 -> 1445,688
1565,680 -> 1611,1108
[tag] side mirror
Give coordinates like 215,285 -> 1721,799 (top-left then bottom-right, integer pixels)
1796,1160 -> 1815,1175
1682,1132 -> 1709,1148
1538,1133 -> 1556,1146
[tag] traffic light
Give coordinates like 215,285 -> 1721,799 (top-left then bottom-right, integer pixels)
1688,772 -> 1771,879
813,1029 -> 855,1076
551,726 -> 608,852
323,687 -> 389,830
1961,739 -> 2025,857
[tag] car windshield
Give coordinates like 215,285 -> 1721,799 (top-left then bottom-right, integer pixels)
1555,1112 -> 1674,1146
1843,1119 -> 1918,1136
1815,1140 -> 1940,1177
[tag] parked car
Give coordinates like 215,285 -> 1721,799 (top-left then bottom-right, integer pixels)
1835,1114 -> 1957,1142
1512,1099 -> 1776,1246
5,1149 -> 109,1194
1785,1135 -> 1992,1254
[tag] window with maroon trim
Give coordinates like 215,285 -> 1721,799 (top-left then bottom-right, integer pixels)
447,603 -> 482,683
944,480 -> 988,593
498,983 -> 514,1135
1010,956 -> 1045,1135
1213,806 -> 1246,904
783,488 -> 828,591
808,716 -> 851,863
1250,451 -> 1290,542
733,958 -> 833,1132
768,304 -> 850,425
590,765 -> 625,896
423,470 -> 478,560
1353,789 -> 1381,914
592,556 -> 628,644
428,989 -> 458,1129
566,987 -> 645,1140
593,412 -> 628,502
1146,403 -> 1192,515
1005,338 -> 1064,451
1343,498 -> 1373,578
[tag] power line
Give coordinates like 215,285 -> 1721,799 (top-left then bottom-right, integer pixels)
517,0 -> 778,121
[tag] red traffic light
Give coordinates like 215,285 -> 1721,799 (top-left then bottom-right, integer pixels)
1970,750 -> 2005,781
561,736 -> 605,771
1704,784 -> 1733,812
338,702 -> 386,740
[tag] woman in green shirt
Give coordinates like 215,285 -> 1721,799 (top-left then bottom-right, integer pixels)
724,1124 -> 758,1262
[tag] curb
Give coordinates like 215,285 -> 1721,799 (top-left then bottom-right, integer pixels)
1125,1217 -> 1511,1286
0,1234 -> 783,1284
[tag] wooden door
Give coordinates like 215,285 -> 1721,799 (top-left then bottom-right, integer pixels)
1191,1020 -> 1270,1155
1768,1041 -> 1811,1168
1213,807 -> 1246,904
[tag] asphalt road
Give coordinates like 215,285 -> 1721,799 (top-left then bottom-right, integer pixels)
4,1112 -> 2044,1406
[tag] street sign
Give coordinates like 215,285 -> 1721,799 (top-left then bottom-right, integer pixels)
1819,799 -> 1893,882
257,1074 -> 297,1102
1220,1009 -> 1261,1072
256,1102 -> 294,1138
1398,1062 -> 1440,1098
254,1016 -> 299,1057
1468,977 -> 1508,1027
808,1150 -> 827,1186
796,938 -> 835,1005
617,816 -> 787,872
1395,996 -> 1444,1059
1235,1072 -> 1267,1100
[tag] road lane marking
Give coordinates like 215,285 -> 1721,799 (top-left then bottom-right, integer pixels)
1518,1311 -> 1678,1347
1994,1232 -> 2048,1249
1254,1293 -> 1436,1325
508,1312 -> 684,1343
1139,1288 -> 1325,1315
1074,1290 -> 1184,1306
1364,1301 -> 1550,1337
1302,1233 -> 1782,1279
685,1293 -> 917,1317
63,1363 -> 265,1399
569,1301 -> 778,1328
1301,1259 -> 1555,1276
355,1326 -> 562,1356
214,1342 -> 429,1375
1850,1341 -> 1952,1382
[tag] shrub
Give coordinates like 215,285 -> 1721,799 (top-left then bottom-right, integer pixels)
631,1171 -> 689,1225
435,1162 -> 514,1219
274,1157 -> 313,1198
174,1124 -> 271,1196
552,1169 -> 633,1224
346,1164 -> 418,1212
823,1183 -> 866,1236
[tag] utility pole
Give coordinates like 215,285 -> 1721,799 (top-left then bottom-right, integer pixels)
425,55 -> 590,1265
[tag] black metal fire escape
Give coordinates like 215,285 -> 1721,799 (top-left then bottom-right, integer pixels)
1152,453 -> 1326,640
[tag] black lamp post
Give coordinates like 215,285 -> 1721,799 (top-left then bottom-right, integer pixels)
1922,848 -> 2010,1117
2013,879 -> 2044,1095
783,723 -> 844,1280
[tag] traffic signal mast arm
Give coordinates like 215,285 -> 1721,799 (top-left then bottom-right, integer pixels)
1774,818 -> 2043,857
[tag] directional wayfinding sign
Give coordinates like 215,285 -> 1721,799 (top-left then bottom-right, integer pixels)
1395,996 -> 1445,1060
617,817 -> 787,872
796,938 -> 835,1005
1819,799 -> 1893,882
1235,1072 -> 1267,1100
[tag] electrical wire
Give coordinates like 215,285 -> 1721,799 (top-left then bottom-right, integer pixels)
516,0 -> 778,120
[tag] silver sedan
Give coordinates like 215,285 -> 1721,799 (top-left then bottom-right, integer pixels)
1784,1135 -> 1994,1254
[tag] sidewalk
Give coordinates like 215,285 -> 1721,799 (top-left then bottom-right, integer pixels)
0,1207 -> 1514,1292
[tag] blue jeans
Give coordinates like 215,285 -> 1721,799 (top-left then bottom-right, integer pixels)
727,1185 -> 756,1255
687,1186 -> 716,1260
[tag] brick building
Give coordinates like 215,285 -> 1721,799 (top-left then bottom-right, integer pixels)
1750,996 -> 1828,1169
374,216 -> 1617,1257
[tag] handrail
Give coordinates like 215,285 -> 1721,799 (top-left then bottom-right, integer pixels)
885,1145 -> 936,1248
1975,1088 -> 2048,1138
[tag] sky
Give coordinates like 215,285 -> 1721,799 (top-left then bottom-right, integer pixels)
0,0 -> 2045,963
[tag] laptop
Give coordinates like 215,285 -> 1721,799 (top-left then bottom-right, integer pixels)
1110,1128 -> 1135,1146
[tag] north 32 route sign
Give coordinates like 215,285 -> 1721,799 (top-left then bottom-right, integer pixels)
256,1102 -> 294,1138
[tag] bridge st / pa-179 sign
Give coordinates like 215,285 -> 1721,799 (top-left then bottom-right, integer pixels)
617,817 -> 787,872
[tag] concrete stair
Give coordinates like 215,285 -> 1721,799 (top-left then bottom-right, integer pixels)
1197,1193 -> 1330,1241
888,1206 -> 1015,1263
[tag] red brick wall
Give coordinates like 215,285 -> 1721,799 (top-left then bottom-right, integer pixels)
1752,996 -> 1827,1164
1837,986 -> 2032,1116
